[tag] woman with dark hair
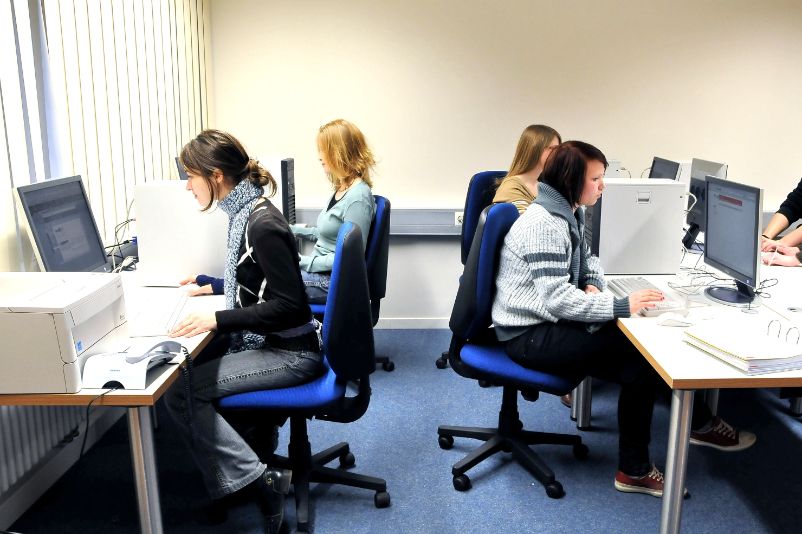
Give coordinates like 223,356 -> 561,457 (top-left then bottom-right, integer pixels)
492,141 -> 755,497
492,124 -> 561,214
165,129 -> 323,532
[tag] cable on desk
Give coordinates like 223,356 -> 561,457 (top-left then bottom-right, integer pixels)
79,386 -> 121,459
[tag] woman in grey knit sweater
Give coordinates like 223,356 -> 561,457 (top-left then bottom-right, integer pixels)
492,141 -> 755,497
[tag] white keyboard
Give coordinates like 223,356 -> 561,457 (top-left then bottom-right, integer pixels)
606,277 -> 687,317
129,291 -> 189,337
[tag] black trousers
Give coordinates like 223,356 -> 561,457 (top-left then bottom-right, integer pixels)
505,320 -> 712,476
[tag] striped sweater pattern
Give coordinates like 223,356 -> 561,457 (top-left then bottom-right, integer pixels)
492,183 -> 630,341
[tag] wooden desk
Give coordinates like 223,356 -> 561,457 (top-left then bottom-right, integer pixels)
0,284 -> 224,534
617,264 -> 802,534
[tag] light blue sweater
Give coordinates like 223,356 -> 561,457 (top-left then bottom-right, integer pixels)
292,180 -> 375,273
492,183 -> 631,341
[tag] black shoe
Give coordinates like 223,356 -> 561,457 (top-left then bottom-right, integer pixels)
256,468 -> 292,533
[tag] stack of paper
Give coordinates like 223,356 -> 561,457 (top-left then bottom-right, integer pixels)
684,320 -> 802,375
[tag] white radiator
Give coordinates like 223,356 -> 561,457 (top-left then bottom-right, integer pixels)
0,405 -> 123,529
0,405 -> 83,495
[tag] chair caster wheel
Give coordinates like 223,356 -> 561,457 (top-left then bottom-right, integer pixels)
573,443 -> 589,460
545,481 -> 564,499
382,360 -> 395,372
436,354 -> 449,369
438,435 -> 454,450
374,491 -> 391,508
339,451 -> 355,468
453,474 -> 471,491
478,380 -> 491,388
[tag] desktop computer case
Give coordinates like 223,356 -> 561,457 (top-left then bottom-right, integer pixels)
587,178 -> 687,275
0,272 -> 129,393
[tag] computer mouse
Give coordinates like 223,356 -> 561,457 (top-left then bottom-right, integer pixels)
658,312 -> 693,327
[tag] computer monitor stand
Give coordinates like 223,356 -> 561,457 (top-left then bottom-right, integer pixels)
704,281 -> 759,309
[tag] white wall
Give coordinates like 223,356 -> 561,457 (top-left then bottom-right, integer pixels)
208,0 -> 802,325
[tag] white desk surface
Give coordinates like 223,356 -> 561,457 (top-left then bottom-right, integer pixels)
0,278 -> 225,407
617,263 -> 802,389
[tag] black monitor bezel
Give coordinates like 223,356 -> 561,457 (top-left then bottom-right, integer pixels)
703,176 -> 762,290
648,156 -> 680,180
16,175 -> 108,272
175,157 -> 189,180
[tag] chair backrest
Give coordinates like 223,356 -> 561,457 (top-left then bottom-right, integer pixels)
322,222 -> 375,380
450,203 -> 519,340
461,170 -> 506,265
365,195 -> 390,302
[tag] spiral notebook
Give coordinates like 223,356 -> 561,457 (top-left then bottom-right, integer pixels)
684,319 -> 802,375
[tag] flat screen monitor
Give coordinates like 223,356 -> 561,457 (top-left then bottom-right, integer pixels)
648,157 -> 680,180
281,158 -> 296,224
687,158 -> 728,232
16,176 -> 110,272
175,157 -> 189,180
703,176 -> 762,307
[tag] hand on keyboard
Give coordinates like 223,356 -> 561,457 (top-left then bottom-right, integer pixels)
629,289 -> 666,315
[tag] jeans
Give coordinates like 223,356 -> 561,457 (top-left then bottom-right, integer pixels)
505,320 -> 712,476
164,334 -> 323,499
300,270 -> 331,304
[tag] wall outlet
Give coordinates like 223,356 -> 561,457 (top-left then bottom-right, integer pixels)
454,211 -> 464,226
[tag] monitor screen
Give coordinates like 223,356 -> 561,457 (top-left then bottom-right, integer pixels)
281,158 -> 296,224
703,177 -> 762,306
175,157 -> 189,180
648,157 -> 680,179
687,158 -> 727,232
16,176 -> 109,272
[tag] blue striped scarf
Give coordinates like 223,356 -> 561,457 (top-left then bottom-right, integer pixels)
217,179 -> 265,353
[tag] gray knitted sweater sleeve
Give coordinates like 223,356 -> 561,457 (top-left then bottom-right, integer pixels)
492,205 -> 630,334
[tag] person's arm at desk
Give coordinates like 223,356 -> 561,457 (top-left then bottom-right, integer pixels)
179,274 -> 223,296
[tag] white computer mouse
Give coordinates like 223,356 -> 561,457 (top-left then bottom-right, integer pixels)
658,312 -> 693,327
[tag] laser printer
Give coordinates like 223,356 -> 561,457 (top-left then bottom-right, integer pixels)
0,272 -> 128,393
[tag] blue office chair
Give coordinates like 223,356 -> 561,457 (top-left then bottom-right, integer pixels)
310,196 -> 393,371
437,203 -> 588,498
219,222 -> 390,533
435,170 -> 505,369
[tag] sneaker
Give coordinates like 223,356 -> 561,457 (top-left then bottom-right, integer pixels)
690,417 -> 756,452
614,465 -> 689,498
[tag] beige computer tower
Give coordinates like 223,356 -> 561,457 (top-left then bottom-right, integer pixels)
585,179 -> 688,275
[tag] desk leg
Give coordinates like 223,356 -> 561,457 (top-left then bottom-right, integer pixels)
660,389 -> 693,534
571,377 -> 592,429
128,406 -> 163,534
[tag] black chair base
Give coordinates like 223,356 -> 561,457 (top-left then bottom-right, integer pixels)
437,386 -> 587,498
272,416 -> 390,532
375,355 -> 395,372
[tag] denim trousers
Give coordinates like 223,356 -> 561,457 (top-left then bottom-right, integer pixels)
505,320 -> 712,477
300,270 -> 330,304
164,334 -> 323,499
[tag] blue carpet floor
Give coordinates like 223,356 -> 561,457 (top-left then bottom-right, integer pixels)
10,329 -> 802,533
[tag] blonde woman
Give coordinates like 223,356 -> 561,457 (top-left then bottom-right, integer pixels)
493,124 -> 561,214
292,119 -> 377,303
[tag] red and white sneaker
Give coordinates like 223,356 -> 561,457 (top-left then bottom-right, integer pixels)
615,465 -> 665,497
690,417 -> 756,452
614,465 -> 689,498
